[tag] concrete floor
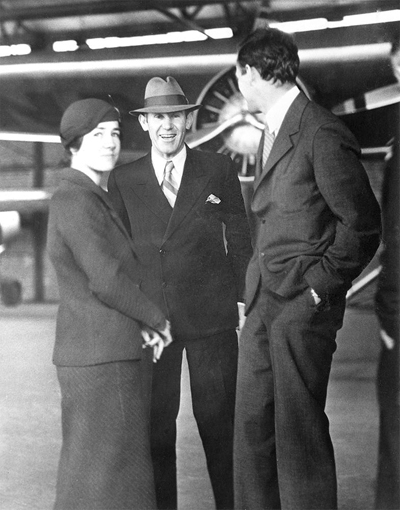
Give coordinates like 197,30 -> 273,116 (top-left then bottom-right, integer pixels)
0,303 -> 381,510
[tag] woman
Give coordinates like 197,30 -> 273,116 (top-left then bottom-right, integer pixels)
47,98 -> 172,509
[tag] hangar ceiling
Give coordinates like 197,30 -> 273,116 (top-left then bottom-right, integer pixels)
1,0 -> 398,50
0,0 -> 398,145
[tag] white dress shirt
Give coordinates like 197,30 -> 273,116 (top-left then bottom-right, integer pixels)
151,146 -> 186,188
264,86 -> 300,136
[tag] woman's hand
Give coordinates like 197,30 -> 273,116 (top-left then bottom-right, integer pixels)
141,321 -> 173,362
158,320 -> 173,347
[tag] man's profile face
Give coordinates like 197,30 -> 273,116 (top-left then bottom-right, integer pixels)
139,111 -> 193,159
235,63 -> 259,113
391,45 -> 400,83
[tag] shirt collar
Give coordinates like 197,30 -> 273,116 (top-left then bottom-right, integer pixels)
151,145 -> 187,186
264,86 -> 300,136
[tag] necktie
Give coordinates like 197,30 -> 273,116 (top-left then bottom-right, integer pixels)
262,127 -> 275,168
162,160 -> 178,207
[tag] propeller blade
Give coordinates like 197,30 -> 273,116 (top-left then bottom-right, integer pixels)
186,112 -> 264,148
332,83 -> 400,115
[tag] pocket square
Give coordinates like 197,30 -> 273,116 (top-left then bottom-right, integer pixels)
205,194 -> 221,204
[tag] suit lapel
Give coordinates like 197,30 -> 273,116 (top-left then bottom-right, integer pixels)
96,188 -> 144,255
163,148 -> 210,241
128,154 -> 172,225
62,168 -> 139,254
253,93 -> 308,194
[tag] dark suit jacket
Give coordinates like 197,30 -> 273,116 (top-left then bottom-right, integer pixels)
246,92 -> 381,310
108,147 -> 252,340
375,104 -> 399,339
47,168 -> 166,366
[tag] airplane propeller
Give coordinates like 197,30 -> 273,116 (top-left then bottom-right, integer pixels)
187,66 -> 312,176
186,111 -> 264,149
332,82 -> 400,115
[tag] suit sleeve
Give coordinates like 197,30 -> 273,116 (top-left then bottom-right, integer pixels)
221,157 -> 253,301
304,121 -> 382,296
55,188 -> 166,330
107,169 -> 132,235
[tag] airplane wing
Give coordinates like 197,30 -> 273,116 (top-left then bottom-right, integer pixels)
0,132 -> 60,143
0,133 -> 58,213
0,190 -> 53,213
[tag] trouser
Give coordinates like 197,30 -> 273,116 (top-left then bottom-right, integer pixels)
375,338 -> 399,510
150,330 -> 238,510
234,287 -> 346,510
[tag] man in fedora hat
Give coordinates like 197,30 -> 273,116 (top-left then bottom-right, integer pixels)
108,76 -> 252,509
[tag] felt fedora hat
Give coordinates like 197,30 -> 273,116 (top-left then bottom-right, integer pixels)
130,76 -> 201,114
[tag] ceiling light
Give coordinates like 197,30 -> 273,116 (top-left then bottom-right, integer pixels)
270,9 -> 400,33
205,28 -> 234,39
53,40 -> 79,52
0,44 -> 31,57
86,28 -> 232,50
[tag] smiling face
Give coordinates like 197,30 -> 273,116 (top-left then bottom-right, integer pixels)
71,120 -> 121,173
139,111 -> 193,159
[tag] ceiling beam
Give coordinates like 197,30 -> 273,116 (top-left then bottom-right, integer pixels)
260,0 -> 400,21
0,1 -> 255,22
0,42 -> 390,79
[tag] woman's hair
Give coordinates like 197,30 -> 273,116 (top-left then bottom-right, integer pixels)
60,98 -> 121,149
237,27 -> 299,84
65,125 -> 123,155
67,136 -> 84,153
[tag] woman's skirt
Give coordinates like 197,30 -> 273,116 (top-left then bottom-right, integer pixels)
54,356 -> 156,510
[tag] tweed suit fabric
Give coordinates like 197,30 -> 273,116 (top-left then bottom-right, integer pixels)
54,359 -> 156,510
47,169 -> 166,366
48,169 -> 165,509
234,92 -> 381,509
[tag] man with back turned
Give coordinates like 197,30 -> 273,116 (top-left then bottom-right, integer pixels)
233,27 -> 381,509
108,76 -> 252,509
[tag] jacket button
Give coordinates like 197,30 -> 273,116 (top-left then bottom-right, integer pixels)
162,282 -> 167,288
159,249 -> 165,256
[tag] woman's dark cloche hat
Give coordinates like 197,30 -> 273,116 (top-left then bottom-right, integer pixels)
60,98 -> 120,148
130,76 -> 202,115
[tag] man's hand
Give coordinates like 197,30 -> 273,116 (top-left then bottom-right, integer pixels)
380,329 -> 395,350
237,302 -> 246,331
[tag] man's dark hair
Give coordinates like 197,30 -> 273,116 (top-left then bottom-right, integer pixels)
237,27 -> 299,84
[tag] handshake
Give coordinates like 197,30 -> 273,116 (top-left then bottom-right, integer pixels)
141,320 -> 173,363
